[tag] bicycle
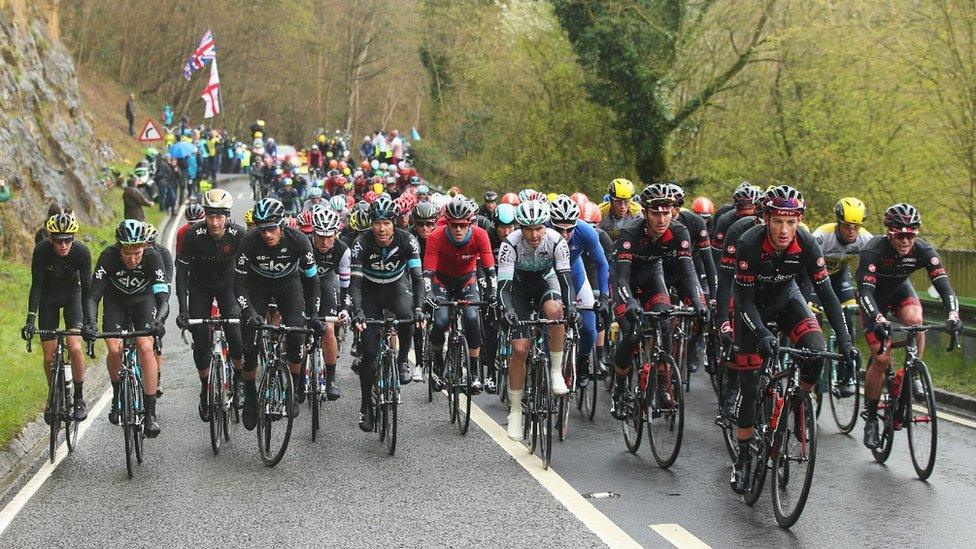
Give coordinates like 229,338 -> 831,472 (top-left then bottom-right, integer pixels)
253,323 -> 313,467
740,344 -> 844,528
556,319 -> 577,442
618,308 -> 693,469
303,315 -> 341,443
866,323 -> 958,480
89,329 -> 158,479
669,306 -> 697,394
514,314 -> 567,470
358,316 -> 414,456
433,300 -> 487,436
184,317 -> 240,455
812,303 -> 861,433
27,330 -> 83,463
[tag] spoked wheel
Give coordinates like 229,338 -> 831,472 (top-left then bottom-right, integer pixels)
120,378 -> 135,479
536,360 -> 554,469
672,330 -> 690,394
63,380 -> 77,454
131,376 -> 144,465
648,359 -> 684,468
457,339 -> 473,436
743,379 -> 774,507
772,391 -> 817,528
47,365 -> 64,463
828,355 -> 860,434
584,349 -> 598,421
231,373 -> 241,424
907,361 -> 938,480
256,364 -> 294,467
445,345 -> 460,425
557,396 -> 569,442
498,362 -> 509,406
870,384 -> 895,464
557,337 -> 575,442
384,358 -> 399,456
209,360 -> 222,455
309,354 -> 321,443
622,369 -> 643,454
424,325 -> 434,404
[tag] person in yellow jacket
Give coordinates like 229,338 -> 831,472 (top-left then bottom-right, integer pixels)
598,178 -> 642,240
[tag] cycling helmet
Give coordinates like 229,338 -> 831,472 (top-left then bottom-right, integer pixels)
328,195 -> 346,212
549,195 -> 580,225
285,216 -> 299,230
732,183 -> 763,207
484,190 -> 498,203
184,203 -> 206,222
415,184 -> 430,196
308,187 -> 324,199
569,192 -> 589,208
764,185 -> 806,215
202,188 -> 233,214
667,183 -> 685,206
145,223 -> 158,244
364,191 -> 378,203
370,159 -> 380,170
311,209 -> 342,236
515,200 -> 550,227
244,208 -> 254,225
297,210 -> 315,234
448,186 -> 462,197
348,208 -> 371,232
116,219 -> 148,245
500,192 -> 520,206
883,203 -> 921,231
133,164 -> 149,180
835,197 -> 866,225
372,182 -> 384,194
412,201 -> 439,221
394,196 -> 413,216
639,183 -> 678,211
46,213 -> 79,239
253,197 -> 286,227
281,177 -> 293,187
607,178 -> 636,200
370,195 -> 398,221
445,195 -> 477,221
691,196 -> 714,218
545,192 -> 558,203
494,203 -> 517,225
145,147 -> 158,159
329,160 -> 338,169
518,189 -> 539,203
361,160 -> 370,170
581,202 -> 602,224
409,175 -> 421,186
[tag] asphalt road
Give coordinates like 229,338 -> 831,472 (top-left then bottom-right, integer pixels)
3,175 -> 976,548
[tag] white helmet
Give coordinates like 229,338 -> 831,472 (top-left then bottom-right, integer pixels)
311,209 -> 342,236
202,188 -> 233,212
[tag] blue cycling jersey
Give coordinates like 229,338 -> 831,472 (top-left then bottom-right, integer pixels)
567,221 -> 609,296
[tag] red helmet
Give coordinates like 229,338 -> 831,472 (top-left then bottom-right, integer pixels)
338,161 -> 348,171
500,192 -> 520,206
692,196 -> 715,218
285,217 -> 299,229
328,159 -> 338,169
448,186 -> 462,197
360,160 -> 370,170
569,192 -> 589,208
394,196 -> 412,216
581,202 -> 602,224
298,210 -> 314,234
345,195 -> 356,209
364,190 -> 378,203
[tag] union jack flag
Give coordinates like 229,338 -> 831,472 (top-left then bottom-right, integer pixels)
183,29 -> 216,80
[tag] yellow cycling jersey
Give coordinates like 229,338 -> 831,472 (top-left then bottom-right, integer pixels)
813,222 -> 873,275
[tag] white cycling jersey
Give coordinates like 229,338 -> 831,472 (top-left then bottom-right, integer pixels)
813,223 -> 873,275
497,228 -> 571,281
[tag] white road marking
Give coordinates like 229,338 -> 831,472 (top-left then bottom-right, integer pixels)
467,400 -> 643,549
237,191 -> 249,200
0,390 -> 113,535
854,386 -> 976,429
650,524 -> 712,548
0,212 -> 183,536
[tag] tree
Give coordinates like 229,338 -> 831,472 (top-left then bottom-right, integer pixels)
551,0 -> 776,182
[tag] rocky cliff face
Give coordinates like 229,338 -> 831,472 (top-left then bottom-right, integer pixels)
0,0 -> 107,258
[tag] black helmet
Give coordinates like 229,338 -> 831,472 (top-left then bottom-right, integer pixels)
764,185 -> 805,214
883,203 -> 921,230
639,183 -> 678,211
253,198 -> 285,227
370,195 -> 398,221
732,184 -> 764,207
484,190 -> 498,203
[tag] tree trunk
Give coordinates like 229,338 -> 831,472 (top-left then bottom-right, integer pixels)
634,125 -> 671,183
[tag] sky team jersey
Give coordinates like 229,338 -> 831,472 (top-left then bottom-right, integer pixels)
177,221 -> 245,287
423,225 -> 494,282
92,245 -> 169,296
813,223 -> 873,275
235,226 -> 317,281
350,228 -> 421,284
497,228 -> 571,282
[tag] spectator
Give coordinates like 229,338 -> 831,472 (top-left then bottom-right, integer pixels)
155,154 -> 179,215
390,130 -> 404,165
0,179 -> 11,204
122,176 -> 153,221
125,94 -> 136,136
35,203 -> 62,243
360,135 -> 372,161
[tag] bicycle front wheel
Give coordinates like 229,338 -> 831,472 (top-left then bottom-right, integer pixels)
47,363 -> 64,463
622,369 -> 643,454
648,358 -> 684,468
208,359 -> 222,455
120,376 -> 135,479
384,356 -> 398,456
309,352 -> 321,443
907,360 -> 938,480
871,383 -> 895,464
445,341 -> 461,425
536,359 -> 553,469
771,390 -> 817,528
828,355 -> 860,434
457,336 -> 473,436
256,364 -> 293,467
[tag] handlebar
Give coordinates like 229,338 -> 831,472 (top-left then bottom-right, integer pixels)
362,318 -> 416,326
255,324 -> 314,335
777,345 -> 845,362
25,329 -> 80,354
433,300 -> 489,308
877,323 -> 959,355
186,318 -> 241,326
516,318 -> 568,327
640,308 -> 699,320
87,329 -> 160,357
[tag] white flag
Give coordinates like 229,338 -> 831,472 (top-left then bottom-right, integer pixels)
201,58 -> 220,118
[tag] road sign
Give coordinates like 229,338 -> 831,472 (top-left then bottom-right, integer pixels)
137,119 -> 164,142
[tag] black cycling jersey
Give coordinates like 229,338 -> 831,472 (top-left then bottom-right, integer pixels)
857,235 -> 957,329
710,207 -> 747,262
678,210 -> 717,298
234,226 -> 319,318
28,239 -> 92,314
151,242 -> 174,283
715,215 -> 761,327
176,221 -> 245,315
614,219 -> 702,310
408,227 -> 429,260
339,228 -> 361,249
349,228 -> 424,312
85,245 -> 170,328
707,203 -> 736,238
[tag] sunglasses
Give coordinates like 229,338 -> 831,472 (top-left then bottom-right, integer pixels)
414,221 -> 436,228
554,225 -> 575,235
840,222 -> 861,230
52,237 -> 75,244
448,222 -> 471,230
889,231 -> 917,241
257,225 -> 280,234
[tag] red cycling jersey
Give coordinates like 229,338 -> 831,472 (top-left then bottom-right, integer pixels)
423,225 -> 494,285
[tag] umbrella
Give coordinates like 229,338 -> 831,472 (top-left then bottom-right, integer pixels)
168,141 -> 196,159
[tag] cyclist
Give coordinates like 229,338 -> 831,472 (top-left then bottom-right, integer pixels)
23,213 -> 92,422
303,186 -> 326,211
175,189 -> 245,421
423,196 -> 496,393
858,203 -> 962,450
729,185 -> 856,494
479,191 -> 498,217
176,203 -> 206,256
708,181 -> 752,235
409,200 -> 441,379
809,197 -> 872,396
598,178 -> 642,240
497,200 -> 576,440
550,195 -> 608,390
35,204 -> 63,244
580,201 -> 614,374
478,203 -> 518,390
235,198 -> 324,430
341,205 -> 371,249
145,223 -> 173,397
692,196 -> 715,220
711,183 -> 763,266
488,203 -> 517,256
349,196 -> 425,432
610,184 -> 707,420
82,220 -> 170,437
309,209 -> 351,401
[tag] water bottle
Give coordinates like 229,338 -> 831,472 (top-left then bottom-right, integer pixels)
892,367 -> 904,398
639,362 -> 651,390
64,364 -> 72,385
770,395 -> 784,429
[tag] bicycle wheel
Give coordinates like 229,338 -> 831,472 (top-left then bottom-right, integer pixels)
557,337 -> 575,442
526,361 -> 537,454
120,376 -> 134,479
871,383 -> 895,464
384,356 -> 398,456
47,363 -> 64,463
444,342 -> 461,425
907,360 -> 938,480
256,363 -> 293,467
423,324 -> 434,404
63,377 -> 77,454
585,348 -> 598,421
457,335 -> 473,436
537,358 -> 554,469
648,358 -> 684,468
208,358 -> 222,455
131,375 -> 144,465
672,327 -> 690,394
622,369 -> 643,454
828,355 -> 860,434
772,390 -> 817,528
221,362 -> 232,442
310,352 -> 321,443
740,386 -> 771,507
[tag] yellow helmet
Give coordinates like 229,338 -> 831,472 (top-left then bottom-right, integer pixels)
46,213 -> 79,237
244,208 -> 254,224
835,197 -> 866,224
373,182 -> 384,194
256,119 -> 265,127
546,192 -> 558,203
254,130 -> 263,139
607,178 -> 635,200
318,134 -> 326,143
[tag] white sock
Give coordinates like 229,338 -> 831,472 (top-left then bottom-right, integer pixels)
549,351 -> 563,373
508,389 -> 523,411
